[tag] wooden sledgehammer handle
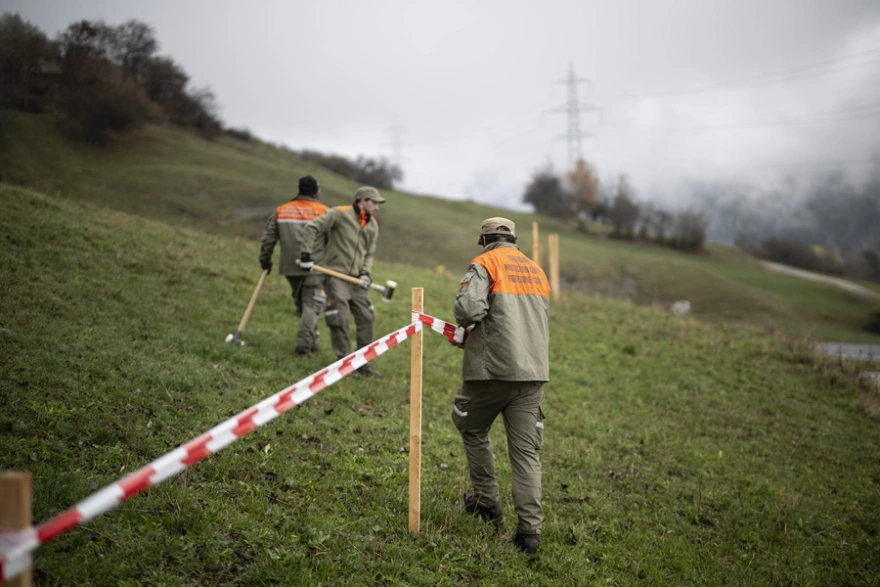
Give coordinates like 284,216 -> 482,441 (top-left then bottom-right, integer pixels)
237,269 -> 269,332
297,261 -> 382,291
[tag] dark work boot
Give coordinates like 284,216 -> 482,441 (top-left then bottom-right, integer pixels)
513,533 -> 540,554
463,492 -> 503,526
358,363 -> 383,378
294,347 -> 310,356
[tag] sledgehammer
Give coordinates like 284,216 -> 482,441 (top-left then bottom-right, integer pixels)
297,261 -> 397,302
225,268 -> 269,345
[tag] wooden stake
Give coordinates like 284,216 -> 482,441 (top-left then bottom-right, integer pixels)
0,471 -> 32,587
548,233 -> 560,302
531,222 -> 541,268
408,288 -> 424,534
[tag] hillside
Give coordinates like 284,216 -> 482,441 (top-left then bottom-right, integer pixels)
2,109 -> 880,344
2,182 -> 879,585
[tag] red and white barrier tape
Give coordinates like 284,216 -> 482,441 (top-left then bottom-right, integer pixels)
0,313 -> 461,581
413,312 -> 466,344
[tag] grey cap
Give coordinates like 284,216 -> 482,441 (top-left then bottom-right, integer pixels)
354,186 -> 386,203
480,217 -> 516,237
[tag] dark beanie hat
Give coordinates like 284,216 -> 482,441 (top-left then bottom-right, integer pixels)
298,175 -> 319,195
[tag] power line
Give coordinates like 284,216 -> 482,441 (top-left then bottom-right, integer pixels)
598,101 -> 880,133
595,155 -> 880,170
595,47 -> 880,100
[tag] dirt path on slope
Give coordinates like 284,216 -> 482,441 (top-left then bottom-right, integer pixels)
761,261 -> 880,301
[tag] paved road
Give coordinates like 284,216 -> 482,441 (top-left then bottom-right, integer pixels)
760,261 -> 880,385
762,261 -> 880,301
813,343 -> 880,387
813,343 -> 880,361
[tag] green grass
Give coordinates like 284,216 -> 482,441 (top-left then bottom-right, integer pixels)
2,183 -> 880,585
2,109 -> 879,344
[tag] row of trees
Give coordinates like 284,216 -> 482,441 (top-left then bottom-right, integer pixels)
522,159 -> 708,252
296,150 -> 403,191
0,13 -> 221,142
0,13 -> 405,189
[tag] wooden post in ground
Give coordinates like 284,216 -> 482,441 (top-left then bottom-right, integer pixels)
548,233 -> 560,302
408,288 -> 424,534
0,471 -> 32,587
531,222 -> 541,268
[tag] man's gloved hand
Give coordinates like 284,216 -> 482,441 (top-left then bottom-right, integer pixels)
450,324 -> 474,349
260,260 -> 272,274
300,252 -> 314,270
359,273 -> 372,290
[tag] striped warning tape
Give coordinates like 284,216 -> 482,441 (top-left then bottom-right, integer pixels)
0,313 -> 462,581
413,312 -> 467,344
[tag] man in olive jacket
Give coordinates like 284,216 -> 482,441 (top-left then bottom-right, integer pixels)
299,186 -> 385,377
452,217 -> 550,554
259,175 -> 329,355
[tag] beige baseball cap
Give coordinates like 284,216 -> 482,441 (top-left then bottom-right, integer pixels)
480,217 -> 516,237
354,186 -> 386,203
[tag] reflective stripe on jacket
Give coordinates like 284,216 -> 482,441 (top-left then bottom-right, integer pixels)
260,195 -> 328,275
259,196 -> 328,276
454,242 -> 551,382
300,205 -> 378,277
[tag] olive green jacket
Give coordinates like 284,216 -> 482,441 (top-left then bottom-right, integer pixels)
454,242 -> 551,382
300,205 -> 379,278
259,195 -> 328,276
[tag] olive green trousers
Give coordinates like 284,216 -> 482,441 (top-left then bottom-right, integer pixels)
322,276 -> 375,358
285,273 -> 325,351
452,380 -> 545,534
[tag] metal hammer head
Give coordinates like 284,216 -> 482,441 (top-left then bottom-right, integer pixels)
381,280 -> 397,302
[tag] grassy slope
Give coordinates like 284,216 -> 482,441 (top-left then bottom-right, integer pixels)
2,184 -> 880,586
2,110 -> 879,343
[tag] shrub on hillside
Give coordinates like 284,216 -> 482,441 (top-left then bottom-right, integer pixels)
756,237 -> 844,275
297,150 -> 402,189
225,126 -> 254,142
863,249 -> 880,281
57,62 -> 161,143
866,311 -> 880,334
522,170 -> 571,219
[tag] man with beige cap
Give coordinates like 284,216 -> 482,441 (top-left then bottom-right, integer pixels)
299,186 -> 386,378
451,216 -> 551,554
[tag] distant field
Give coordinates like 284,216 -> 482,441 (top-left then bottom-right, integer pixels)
2,109 -> 879,344
2,183 -> 879,585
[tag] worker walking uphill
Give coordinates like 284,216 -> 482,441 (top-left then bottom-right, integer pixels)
451,217 -> 550,554
259,175 -> 329,356
299,186 -> 385,378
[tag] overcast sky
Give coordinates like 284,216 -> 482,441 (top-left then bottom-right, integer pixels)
6,0 -> 880,210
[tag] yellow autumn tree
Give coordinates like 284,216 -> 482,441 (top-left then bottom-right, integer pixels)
566,158 -> 600,229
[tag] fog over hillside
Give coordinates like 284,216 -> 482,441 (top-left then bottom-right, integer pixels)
5,0 -> 880,213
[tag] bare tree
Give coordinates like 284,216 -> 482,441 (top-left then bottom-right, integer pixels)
111,20 -> 157,79
140,56 -> 188,109
670,209 -> 708,252
0,13 -> 59,112
608,174 -> 640,237
652,209 -> 673,242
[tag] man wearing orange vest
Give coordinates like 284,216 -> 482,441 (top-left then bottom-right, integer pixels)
299,186 -> 385,378
259,175 -> 329,356
451,217 -> 550,554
